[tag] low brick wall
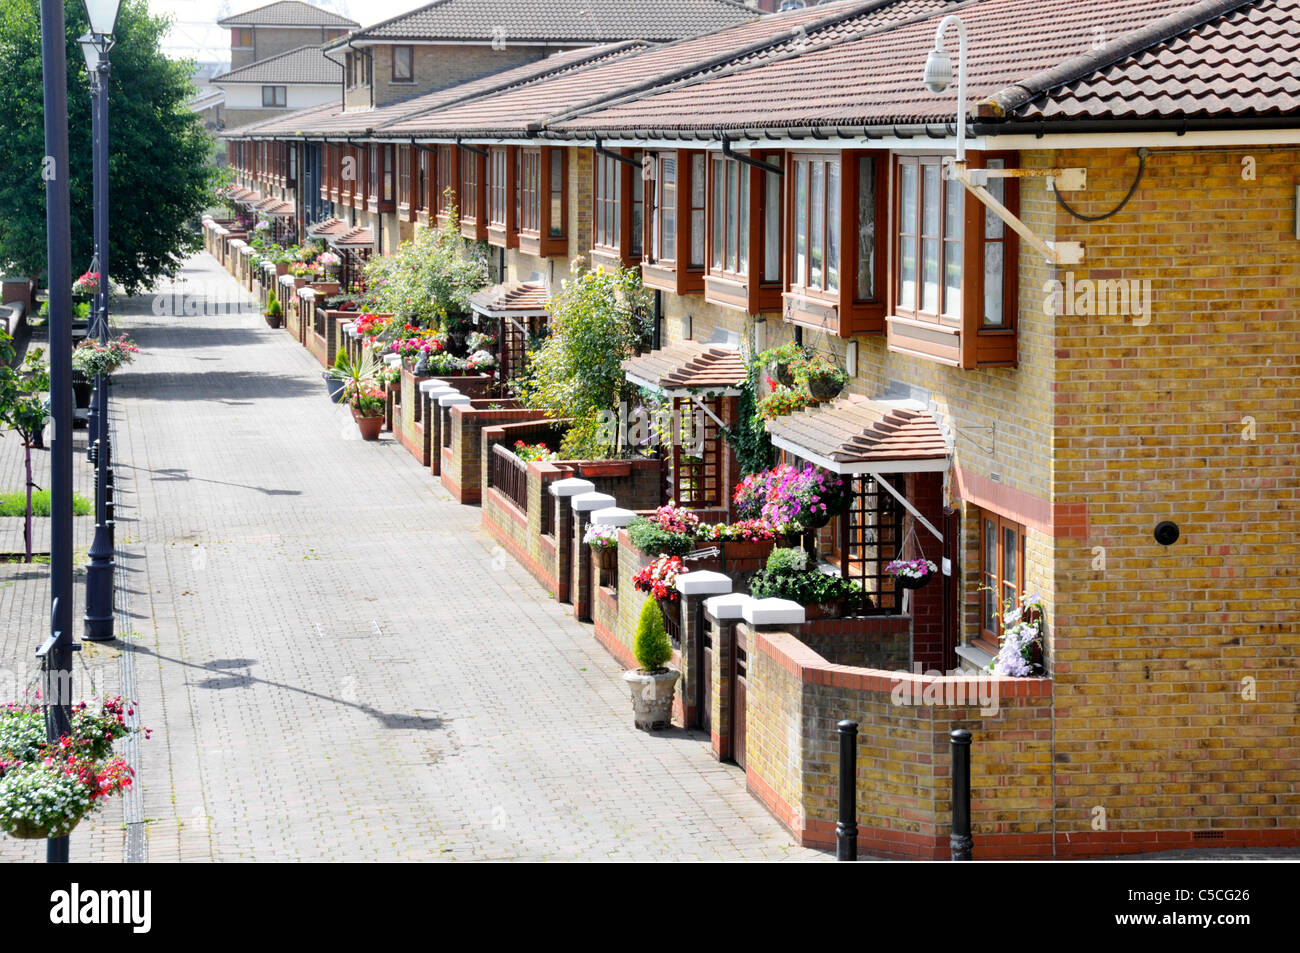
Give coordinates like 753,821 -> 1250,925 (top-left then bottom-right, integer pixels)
799,617 -> 912,670
482,458 -> 570,598
441,402 -> 538,504
743,626 -> 1054,859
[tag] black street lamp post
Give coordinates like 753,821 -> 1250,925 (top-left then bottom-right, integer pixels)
37,0 -> 76,865
79,0 -> 121,644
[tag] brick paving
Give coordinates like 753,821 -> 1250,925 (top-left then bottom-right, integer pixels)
2,253 -> 825,862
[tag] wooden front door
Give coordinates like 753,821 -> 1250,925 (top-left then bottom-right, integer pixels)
732,627 -> 748,770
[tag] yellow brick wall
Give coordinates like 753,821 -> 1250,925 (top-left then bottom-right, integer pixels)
1049,145 -> 1300,836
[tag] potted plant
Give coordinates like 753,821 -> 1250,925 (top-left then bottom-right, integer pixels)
756,382 -> 817,421
759,341 -> 806,388
748,547 -> 866,618
795,353 -> 849,402
349,386 -> 386,441
885,557 -> 939,590
988,593 -> 1047,677
733,462 -> 846,530
583,522 -> 620,583
0,697 -> 147,839
622,596 -> 680,731
264,290 -> 283,328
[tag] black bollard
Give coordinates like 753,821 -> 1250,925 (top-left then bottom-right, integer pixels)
836,719 -> 858,861
950,728 -> 972,861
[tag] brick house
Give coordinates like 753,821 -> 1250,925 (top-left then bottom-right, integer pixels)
219,0 -> 1299,857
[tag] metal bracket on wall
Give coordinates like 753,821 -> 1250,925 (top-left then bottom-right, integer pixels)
721,135 -> 783,176
955,422 -> 995,456
947,158 -> 1085,265
456,139 -> 489,158
593,137 -> 640,167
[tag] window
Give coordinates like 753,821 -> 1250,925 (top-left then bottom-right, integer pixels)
325,29 -> 348,42
643,151 -> 706,295
518,147 -> 566,256
232,28 -> 252,49
979,514 -> 1026,648
261,86 -> 286,108
790,154 -> 837,293
392,46 -> 413,83
703,150 -> 781,313
652,154 -> 677,263
398,146 -> 411,215
459,147 -> 486,240
888,152 -> 1019,367
415,147 -> 428,220
593,152 -> 620,251
437,145 -> 457,220
486,146 -> 516,247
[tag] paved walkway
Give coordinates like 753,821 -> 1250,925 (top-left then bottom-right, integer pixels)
2,253 -> 824,862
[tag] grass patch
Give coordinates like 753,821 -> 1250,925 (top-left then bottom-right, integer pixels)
0,490 -> 93,517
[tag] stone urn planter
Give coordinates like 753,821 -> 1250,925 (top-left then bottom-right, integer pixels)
622,669 -> 680,731
353,411 -> 383,441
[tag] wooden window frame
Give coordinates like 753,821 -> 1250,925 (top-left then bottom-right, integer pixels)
436,145 -> 460,225
391,45 -> 414,84
459,147 -> 487,241
232,27 -> 253,50
704,150 -> 782,315
782,149 -> 888,338
486,146 -> 518,249
641,150 -> 706,296
886,150 -> 1020,368
397,145 -> 412,221
978,513 -> 1026,652
261,85 -> 286,108
590,148 -> 642,270
517,146 -> 567,257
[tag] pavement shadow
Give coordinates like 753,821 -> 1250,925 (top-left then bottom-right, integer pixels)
116,369 -> 320,402
122,646 -> 442,732
117,464 -> 302,497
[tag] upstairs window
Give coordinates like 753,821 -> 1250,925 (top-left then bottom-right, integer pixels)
486,146 -> 516,248
518,147 -> 566,256
437,145 -> 458,220
703,150 -> 782,314
232,28 -> 252,49
261,85 -> 286,108
710,156 -> 749,279
593,152 -> 620,251
591,148 -> 641,267
392,46 -> 413,83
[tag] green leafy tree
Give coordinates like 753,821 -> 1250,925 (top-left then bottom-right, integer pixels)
0,0 -> 215,293
518,264 -> 652,460
362,208 -> 487,327
0,334 -> 50,562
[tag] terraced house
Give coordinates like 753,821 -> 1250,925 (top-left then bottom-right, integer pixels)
214,0 -> 1299,858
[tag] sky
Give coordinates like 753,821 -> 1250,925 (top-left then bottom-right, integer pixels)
153,0 -> 417,63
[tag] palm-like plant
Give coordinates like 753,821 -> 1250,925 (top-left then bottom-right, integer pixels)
328,346 -> 380,401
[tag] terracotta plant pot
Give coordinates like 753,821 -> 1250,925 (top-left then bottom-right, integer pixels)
579,460 -> 633,478
353,411 -> 383,441
622,669 -> 680,731
274,262 -> 289,276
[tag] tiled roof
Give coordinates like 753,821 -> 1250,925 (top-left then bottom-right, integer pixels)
379,3 -> 887,137
306,217 -> 349,237
622,343 -> 748,393
766,396 -> 949,471
259,200 -> 296,217
544,0 -> 1210,135
330,0 -> 756,47
1008,0 -> 1300,121
469,282 -> 551,317
213,46 -> 340,85
234,190 -> 266,207
220,100 -> 340,138
219,1 -> 358,27
329,225 -> 375,248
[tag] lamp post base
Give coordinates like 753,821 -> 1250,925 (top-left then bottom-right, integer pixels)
83,525 -> 115,641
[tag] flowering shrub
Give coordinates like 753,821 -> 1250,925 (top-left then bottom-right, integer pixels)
989,593 -> 1046,677
353,313 -> 392,339
885,558 -> 939,582
757,383 -> 817,420
316,251 -> 341,270
696,518 -> 782,542
649,503 -> 700,535
465,350 -> 497,372
0,698 -> 147,838
71,335 -> 138,378
583,523 -> 620,550
632,554 -> 685,602
513,441 -> 557,463
733,463 -> 845,529
348,387 -> 386,417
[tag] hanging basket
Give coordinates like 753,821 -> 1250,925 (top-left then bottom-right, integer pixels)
897,572 -> 933,591
7,816 -> 82,840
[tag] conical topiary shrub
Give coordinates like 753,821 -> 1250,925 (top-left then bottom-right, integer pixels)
634,596 -> 673,673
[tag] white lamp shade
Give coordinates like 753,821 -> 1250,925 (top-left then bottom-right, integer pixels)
82,0 -> 122,36
923,48 -> 953,94
78,34 -> 102,72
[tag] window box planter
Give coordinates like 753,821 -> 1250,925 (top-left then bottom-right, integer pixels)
578,460 -> 633,479
803,600 -> 845,621
274,262 -> 290,277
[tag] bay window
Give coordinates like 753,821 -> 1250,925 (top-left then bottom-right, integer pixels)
887,152 -> 1019,368
642,151 -> 705,295
704,149 -> 783,314
518,146 -> 567,257
784,150 -> 887,337
590,148 -> 642,269
436,144 -> 459,224
397,145 -> 412,220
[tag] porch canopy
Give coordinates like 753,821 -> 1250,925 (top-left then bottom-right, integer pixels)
327,225 -> 375,251
765,394 -> 949,540
621,341 -> 747,398
307,217 -> 349,240
469,281 -> 549,321
233,189 -> 263,208
257,199 -> 295,219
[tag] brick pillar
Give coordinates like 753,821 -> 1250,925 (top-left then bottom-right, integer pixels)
675,571 -> 733,730
419,381 -> 449,471
548,478 -> 594,605
704,593 -> 751,761
435,393 -> 471,474
571,492 -> 616,622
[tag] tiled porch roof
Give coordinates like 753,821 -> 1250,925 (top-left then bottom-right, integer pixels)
328,226 -> 375,249
235,190 -> 265,207
468,282 -> 550,318
258,199 -> 295,217
621,342 -> 747,394
765,395 -> 948,473
306,217 -> 349,238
